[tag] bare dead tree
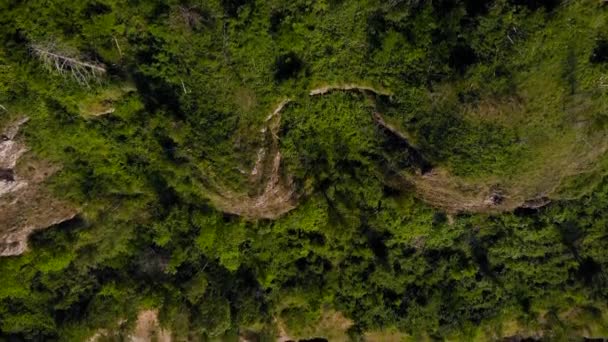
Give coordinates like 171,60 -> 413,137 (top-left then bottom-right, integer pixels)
30,43 -> 106,87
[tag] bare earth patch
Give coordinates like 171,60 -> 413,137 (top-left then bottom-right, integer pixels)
206,99 -> 298,220
408,128 -> 608,213
0,118 -> 77,256
88,309 -> 171,342
278,309 -> 353,342
364,330 -> 411,342
206,82 -> 608,218
275,316 -> 294,342
131,310 -> 171,342
407,168 -> 523,214
309,83 -> 392,96
311,84 -> 608,214
206,86 -> 392,220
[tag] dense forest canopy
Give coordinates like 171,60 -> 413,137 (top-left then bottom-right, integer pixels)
1,0 -> 608,340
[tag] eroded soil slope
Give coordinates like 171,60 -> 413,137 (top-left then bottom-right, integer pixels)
211,83 -> 608,218
205,99 -> 298,220
0,118 -> 77,256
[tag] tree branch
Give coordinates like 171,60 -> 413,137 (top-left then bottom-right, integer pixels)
30,43 -> 106,86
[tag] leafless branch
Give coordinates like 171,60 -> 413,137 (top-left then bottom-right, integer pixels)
30,43 -> 106,87
180,78 -> 189,94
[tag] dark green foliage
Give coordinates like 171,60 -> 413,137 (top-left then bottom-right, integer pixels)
448,41 -> 478,74
274,52 -> 304,82
508,0 -> 560,11
591,36 -> 608,64
222,0 -> 253,17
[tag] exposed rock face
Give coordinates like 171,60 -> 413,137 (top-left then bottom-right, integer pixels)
0,118 -> 77,256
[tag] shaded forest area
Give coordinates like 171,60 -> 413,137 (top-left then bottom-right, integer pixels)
1,0 -> 608,340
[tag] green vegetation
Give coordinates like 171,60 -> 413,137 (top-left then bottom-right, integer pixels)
1,0 -> 608,340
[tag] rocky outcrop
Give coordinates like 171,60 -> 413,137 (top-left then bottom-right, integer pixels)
0,118 -> 77,256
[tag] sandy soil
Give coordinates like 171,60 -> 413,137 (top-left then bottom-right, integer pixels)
131,310 -> 171,342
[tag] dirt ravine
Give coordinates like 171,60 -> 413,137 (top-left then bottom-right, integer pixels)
408,168 -> 520,214
308,84 -> 558,213
208,82 -> 569,218
274,316 -> 293,342
208,85 -> 394,220
0,118 -> 77,256
207,99 -> 297,220
407,167 -> 556,214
